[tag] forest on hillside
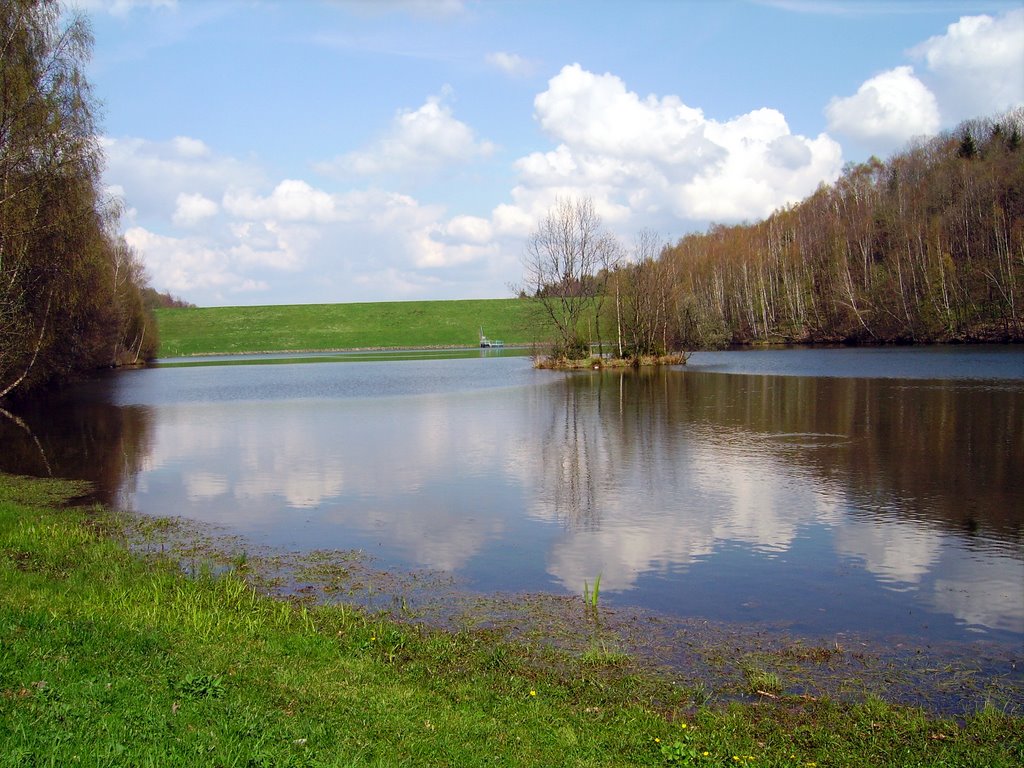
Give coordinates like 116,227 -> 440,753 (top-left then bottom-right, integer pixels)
0,0 -> 157,400
617,111 -> 1024,350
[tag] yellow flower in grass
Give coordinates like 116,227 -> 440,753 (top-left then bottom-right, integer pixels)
529,690 -> 536,697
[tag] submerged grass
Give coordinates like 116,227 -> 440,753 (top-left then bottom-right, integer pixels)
1,471 -> 1022,766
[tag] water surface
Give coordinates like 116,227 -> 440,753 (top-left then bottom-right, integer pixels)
3,347 -> 1021,649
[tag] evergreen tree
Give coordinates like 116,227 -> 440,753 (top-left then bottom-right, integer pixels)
957,130 -> 978,159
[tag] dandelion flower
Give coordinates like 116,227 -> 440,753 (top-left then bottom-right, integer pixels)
529,690 -> 536,697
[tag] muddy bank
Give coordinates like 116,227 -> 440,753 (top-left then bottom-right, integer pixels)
121,512 -> 1023,717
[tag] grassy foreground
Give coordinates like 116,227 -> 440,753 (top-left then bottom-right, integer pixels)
1,473 -> 1021,767
155,299 -> 543,357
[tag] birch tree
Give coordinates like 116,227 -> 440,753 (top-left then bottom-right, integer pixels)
521,197 -> 619,359
1,1 -> 157,398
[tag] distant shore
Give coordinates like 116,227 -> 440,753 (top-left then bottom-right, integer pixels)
154,298 -> 544,357
154,299 -> 1020,361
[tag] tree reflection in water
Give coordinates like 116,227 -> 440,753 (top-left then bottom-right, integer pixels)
1,355 -> 1020,641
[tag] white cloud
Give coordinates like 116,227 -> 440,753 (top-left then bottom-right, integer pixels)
440,215 -> 493,245
910,8 -> 1024,122
114,137 -> 498,301
413,216 -> 500,268
102,64 -> 855,305
498,64 -> 842,231
172,192 -> 218,226
170,135 -> 211,158
486,51 -> 536,77
825,66 -> 940,152
224,180 -> 340,223
317,92 -> 495,177
102,131 -> 518,304
827,9 -> 1024,157
101,135 -> 264,223
228,220 -> 308,271
532,65 -> 714,164
124,227 -> 266,295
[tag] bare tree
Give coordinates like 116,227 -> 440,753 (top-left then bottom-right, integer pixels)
520,197 -> 619,359
613,229 -> 679,357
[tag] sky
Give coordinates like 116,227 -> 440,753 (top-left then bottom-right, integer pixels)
74,0 -> 1024,307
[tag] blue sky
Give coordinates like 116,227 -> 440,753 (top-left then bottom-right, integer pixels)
76,0 -> 1024,306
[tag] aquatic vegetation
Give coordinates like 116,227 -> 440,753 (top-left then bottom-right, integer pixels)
583,573 -> 602,614
745,666 -> 785,696
580,638 -> 630,668
690,681 -> 714,708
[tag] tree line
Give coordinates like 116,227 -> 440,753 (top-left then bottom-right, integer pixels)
142,288 -> 194,311
1,0 -> 157,400
525,110 -> 1023,358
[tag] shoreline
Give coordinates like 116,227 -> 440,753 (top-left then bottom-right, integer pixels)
118,500 -> 1023,718
3,471 -> 1022,765
154,343 -> 534,359
151,338 -> 1021,362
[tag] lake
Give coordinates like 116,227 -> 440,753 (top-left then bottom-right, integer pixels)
2,346 -> 1022,655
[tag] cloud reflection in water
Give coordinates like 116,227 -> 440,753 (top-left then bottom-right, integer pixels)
114,356 -> 1022,640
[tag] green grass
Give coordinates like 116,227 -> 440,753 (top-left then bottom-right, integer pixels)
155,298 -> 548,357
1,472 -> 1022,767
744,667 -> 785,697
584,573 -> 602,614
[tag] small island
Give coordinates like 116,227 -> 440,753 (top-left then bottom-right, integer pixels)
534,349 -> 690,370
519,198 -> 696,370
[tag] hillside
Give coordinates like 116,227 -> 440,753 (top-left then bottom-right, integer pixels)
658,113 -> 1024,345
155,298 -> 543,357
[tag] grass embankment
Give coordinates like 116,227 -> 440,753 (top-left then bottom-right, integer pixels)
2,473 -> 1021,766
155,299 -> 542,357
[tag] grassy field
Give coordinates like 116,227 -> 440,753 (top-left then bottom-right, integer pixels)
1,472 -> 1021,767
155,298 -> 548,357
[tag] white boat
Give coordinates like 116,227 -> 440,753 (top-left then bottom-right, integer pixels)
479,327 -> 504,348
